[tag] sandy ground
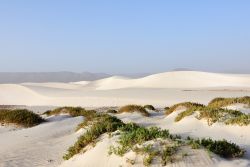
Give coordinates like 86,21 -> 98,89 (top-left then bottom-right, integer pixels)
1,71 -> 250,166
1,71 -> 250,107
0,115 -> 83,167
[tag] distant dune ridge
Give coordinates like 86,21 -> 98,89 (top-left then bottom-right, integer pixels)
90,71 -> 250,90
1,71 -> 250,106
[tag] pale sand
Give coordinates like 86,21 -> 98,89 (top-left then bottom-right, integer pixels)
1,71 -> 250,107
0,115 -> 83,167
1,71 -> 250,166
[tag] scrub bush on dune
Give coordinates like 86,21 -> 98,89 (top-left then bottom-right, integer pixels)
0,109 -> 45,127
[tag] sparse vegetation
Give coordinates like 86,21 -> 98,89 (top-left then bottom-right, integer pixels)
161,145 -> 177,165
63,114 -> 124,160
109,124 -> 170,156
208,96 -> 250,108
118,105 -> 150,116
143,105 -> 156,111
187,138 -> 245,158
0,109 -> 45,127
60,106 -> 245,164
173,104 -> 250,126
165,102 -> 205,116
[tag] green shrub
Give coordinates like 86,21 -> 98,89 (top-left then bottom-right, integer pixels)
200,138 -> 245,158
143,105 -> 156,111
118,105 -> 150,117
0,109 -> 45,127
187,137 -> 245,158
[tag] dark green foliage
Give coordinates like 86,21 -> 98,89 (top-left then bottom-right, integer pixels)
118,105 -> 150,116
208,96 -> 250,108
200,138 -> 245,158
0,109 -> 45,127
143,105 -> 156,111
187,137 -> 245,158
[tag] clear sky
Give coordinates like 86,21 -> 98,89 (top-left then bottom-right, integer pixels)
0,0 -> 249,74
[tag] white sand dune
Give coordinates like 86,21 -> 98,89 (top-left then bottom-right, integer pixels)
1,71 -> 250,166
90,71 -> 250,90
1,71 -> 250,107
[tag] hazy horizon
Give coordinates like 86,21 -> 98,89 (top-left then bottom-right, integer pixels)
1,1 -> 250,74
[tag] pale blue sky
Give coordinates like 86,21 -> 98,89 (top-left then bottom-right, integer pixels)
0,0 -> 249,74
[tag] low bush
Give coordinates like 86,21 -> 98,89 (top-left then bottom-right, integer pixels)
200,138 -> 245,158
118,105 -> 150,116
187,138 -> 245,158
0,109 -> 45,127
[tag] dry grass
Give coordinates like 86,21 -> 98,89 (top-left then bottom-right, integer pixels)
208,96 -> 250,108
165,102 -> 205,116
118,105 -> 150,117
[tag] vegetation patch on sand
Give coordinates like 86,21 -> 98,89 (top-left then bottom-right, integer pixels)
208,96 -> 250,108
174,105 -> 250,126
60,107 -> 245,165
118,105 -> 150,116
43,107 -> 98,131
165,102 -> 205,116
63,114 -> 124,160
187,137 -> 245,158
0,109 -> 45,127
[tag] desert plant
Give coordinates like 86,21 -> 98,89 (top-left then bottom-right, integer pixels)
200,138 -> 245,158
0,109 -> 45,127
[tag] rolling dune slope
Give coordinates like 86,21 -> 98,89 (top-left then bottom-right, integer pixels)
1,71 -> 250,106
90,71 -> 250,90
